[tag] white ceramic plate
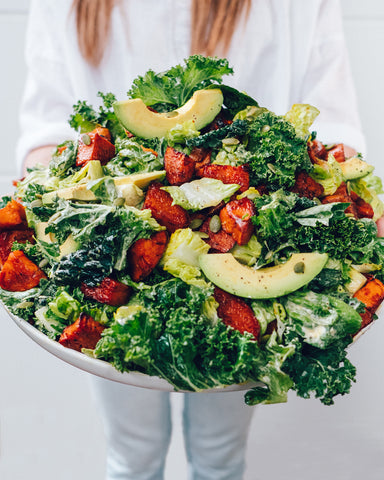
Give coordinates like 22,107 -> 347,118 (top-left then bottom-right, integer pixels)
4,305 -> 260,393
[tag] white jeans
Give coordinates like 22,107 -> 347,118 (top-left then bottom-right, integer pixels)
90,377 -> 255,480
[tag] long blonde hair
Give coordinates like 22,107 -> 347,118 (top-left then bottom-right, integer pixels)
72,0 -> 251,66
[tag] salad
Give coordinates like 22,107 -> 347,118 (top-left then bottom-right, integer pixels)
1,55 -> 384,406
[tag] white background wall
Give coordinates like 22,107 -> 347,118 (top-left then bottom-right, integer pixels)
0,1 -> 384,479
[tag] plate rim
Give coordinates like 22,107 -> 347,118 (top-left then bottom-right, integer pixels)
3,303 -> 260,393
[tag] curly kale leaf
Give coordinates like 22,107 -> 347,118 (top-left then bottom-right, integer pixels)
104,137 -> 163,176
252,190 -> 384,267
48,141 -> 77,178
212,84 -> 259,117
52,235 -> 116,287
69,92 -> 125,140
296,216 -> 382,262
0,196 -> 12,208
283,337 -> 356,405
186,119 -> 249,149
95,279 -> 262,391
127,55 -> 233,111
247,111 -> 312,190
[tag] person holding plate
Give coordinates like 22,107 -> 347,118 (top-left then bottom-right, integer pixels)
17,1 -> 377,480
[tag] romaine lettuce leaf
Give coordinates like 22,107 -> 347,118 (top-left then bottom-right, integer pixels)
104,137 -> 163,176
162,178 -> 240,211
283,290 -> 362,349
284,103 -> 319,139
160,228 -> 210,287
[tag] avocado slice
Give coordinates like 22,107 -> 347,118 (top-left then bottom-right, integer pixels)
199,252 -> 328,299
42,184 -> 98,203
43,171 -> 166,205
35,221 -> 78,259
113,170 -> 166,189
340,157 -> 374,180
113,89 -> 224,139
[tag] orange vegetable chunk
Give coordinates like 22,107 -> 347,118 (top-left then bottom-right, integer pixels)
58,312 -> 105,352
0,250 -> 46,291
81,277 -> 132,306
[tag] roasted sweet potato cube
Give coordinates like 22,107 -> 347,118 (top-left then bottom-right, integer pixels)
357,309 -> 374,330
0,229 -> 35,267
307,139 -> 327,163
291,171 -> 324,199
327,143 -> 345,163
0,250 -> 46,291
321,182 -> 357,217
199,217 -> 236,253
0,199 -> 27,231
350,191 -> 374,219
189,147 -> 211,176
80,277 -> 132,306
93,126 -> 112,142
76,130 -> 115,167
214,287 -> 260,339
143,182 -> 190,233
164,146 -> 195,185
198,164 -> 249,193
353,278 -> 384,313
219,197 -> 256,245
58,312 -> 105,352
127,230 -> 168,282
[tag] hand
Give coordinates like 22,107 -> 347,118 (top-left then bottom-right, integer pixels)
376,215 -> 384,237
23,145 -> 56,175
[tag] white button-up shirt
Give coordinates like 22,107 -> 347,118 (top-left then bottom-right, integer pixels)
17,0 -> 365,170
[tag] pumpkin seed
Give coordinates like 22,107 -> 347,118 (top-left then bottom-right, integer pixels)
294,261 -> 305,274
81,133 -> 91,145
209,215 -> 221,233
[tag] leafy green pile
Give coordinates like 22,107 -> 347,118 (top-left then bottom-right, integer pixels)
2,55 -> 384,407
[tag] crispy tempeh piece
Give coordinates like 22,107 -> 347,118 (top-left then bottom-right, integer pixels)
58,312 -> 105,352
189,147 -> 211,176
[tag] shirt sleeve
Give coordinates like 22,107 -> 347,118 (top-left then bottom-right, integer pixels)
299,0 -> 366,154
16,0 -> 76,173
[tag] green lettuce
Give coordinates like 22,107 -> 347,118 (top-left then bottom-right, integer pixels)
95,279 -> 263,391
284,103 -> 319,139
104,137 -> 163,176
162,178 -> 240,211
246,111 -> 312,190
310,156 -> 344,195
127,55 -> 233,111
160,228 -> 210,287
283,291 -> 362,349
350,173 -> 384,221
